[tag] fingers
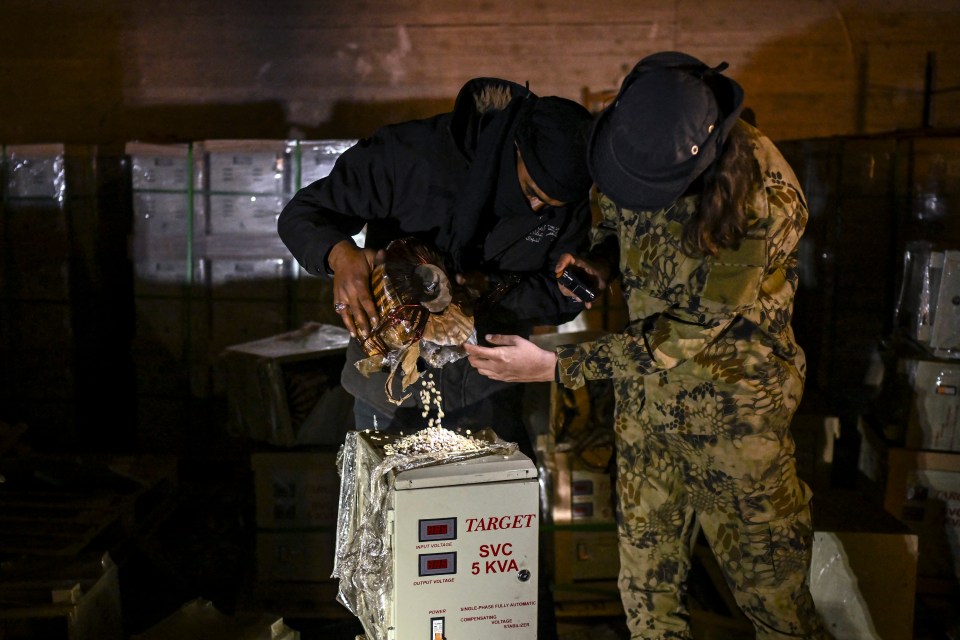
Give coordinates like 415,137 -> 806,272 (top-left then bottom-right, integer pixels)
464,335 -> 522,362
354,292 -> 379,338
335,302 -> 358,337
334,281 -> 377,338
462,342 -> 498,359
331,247 -> 380,339
463,334 -> 555,383
554,253 -> 576,276
346,307 -> 367,339
557,283 -> 578,301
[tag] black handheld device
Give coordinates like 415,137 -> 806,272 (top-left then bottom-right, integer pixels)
557,268 -> 596,303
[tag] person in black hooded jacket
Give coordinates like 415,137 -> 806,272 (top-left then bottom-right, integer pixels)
277,77 -> 594,453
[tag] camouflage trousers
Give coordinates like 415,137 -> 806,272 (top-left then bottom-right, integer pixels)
614,423 -> 833,639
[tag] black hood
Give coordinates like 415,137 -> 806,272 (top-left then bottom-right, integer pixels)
449,77 -> 534,160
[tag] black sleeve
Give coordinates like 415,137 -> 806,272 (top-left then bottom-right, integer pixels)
277,135 -> 396,277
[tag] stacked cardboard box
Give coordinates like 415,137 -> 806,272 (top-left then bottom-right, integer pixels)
126,142 -> 204,448
858,334 -> 960,594
859,417 -> 960,595
219,323 -> 352,447
1,143 -> 134,448
123,139 -> 357,450
222,323 -> 355,617
249,449 -> 346,618
528,332 -> 622,616
809,490 -> 919,639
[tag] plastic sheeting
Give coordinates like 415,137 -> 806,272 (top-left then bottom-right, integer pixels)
809,532 -> 881,639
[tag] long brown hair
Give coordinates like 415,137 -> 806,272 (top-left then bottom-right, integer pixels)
681,125 -> 752,257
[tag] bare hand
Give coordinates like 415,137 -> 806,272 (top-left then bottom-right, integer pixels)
463,334 -> 557,382
328,240 -> 379,338
555,253 -> 610,309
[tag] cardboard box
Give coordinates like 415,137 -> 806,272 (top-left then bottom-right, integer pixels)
256,530 -> 336,582
294,139 -> 357,188
883,448 -> 960,584
132,192 -> 193,237
811,490 -> 918,640
4,144 -> 101,199
4,143 -> 66,199
220,323 -> 353,447
552,450 -> 615,524
201,139 -> 290,195
206,194 -> 288,235
126,142 -> 192,192
251,450 -> 341,529
550,527 -> 620,603
811,531 -> 917,640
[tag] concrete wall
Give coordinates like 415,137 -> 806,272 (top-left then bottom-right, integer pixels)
1,0 -> 959,145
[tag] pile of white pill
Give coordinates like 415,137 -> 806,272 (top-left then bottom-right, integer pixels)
383,426 -> 482,457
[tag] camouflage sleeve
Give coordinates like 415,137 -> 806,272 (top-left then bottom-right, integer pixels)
586,194 -> 621,277
555,311 -> 736,388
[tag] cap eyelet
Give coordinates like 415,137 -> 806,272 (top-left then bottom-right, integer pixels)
691,145 -> 699,155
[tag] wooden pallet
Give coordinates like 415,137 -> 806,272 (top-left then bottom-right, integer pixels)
244,579 -> 352,620
0,552 -> 123,640
0,454 -> 178,557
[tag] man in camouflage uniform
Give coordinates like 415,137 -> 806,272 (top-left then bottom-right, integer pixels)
466,52 -> 832,639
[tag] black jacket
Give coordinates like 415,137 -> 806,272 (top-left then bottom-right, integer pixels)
277,77 -> 591,336
277,78 -> 591,432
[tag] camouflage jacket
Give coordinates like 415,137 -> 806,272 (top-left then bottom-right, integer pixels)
556,121 -> 808,435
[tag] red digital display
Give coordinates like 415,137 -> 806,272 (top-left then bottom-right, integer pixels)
419,518 -> 456,542
419,551 -> 456,576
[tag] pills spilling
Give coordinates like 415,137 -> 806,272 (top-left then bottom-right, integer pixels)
418,372 -> 445,429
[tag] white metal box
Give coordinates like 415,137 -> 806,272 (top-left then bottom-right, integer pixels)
903,357 -> 960,452
202,139 -> 290,194
126,142 -> 192,191
336,431 -> 539,640
389,453 -> 540,640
